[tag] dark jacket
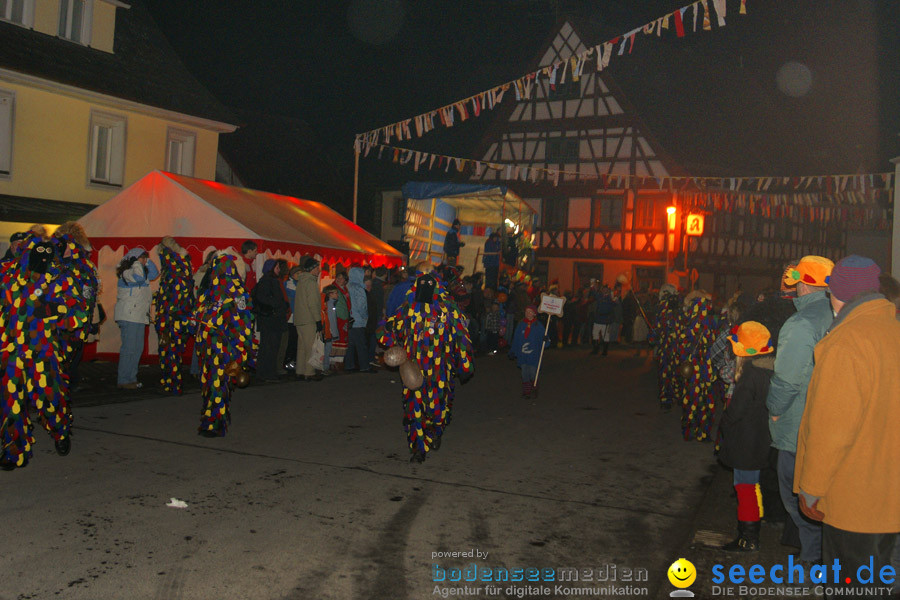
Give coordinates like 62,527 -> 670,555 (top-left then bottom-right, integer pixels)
718,356 -> 775,470
482,238 -> 500,267
443,227 -> 463,257
592,295 -> 615,325
255,271 -> 289,331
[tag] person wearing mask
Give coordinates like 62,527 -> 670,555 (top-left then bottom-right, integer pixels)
115,248 -> 159,389
152,236 -> 194,395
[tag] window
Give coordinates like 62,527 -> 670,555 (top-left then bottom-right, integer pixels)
541,198 -> 567,229
0,0 -> 34,27
592,195 -> 623,230
634,196 -> 666,230
165,127 -> 196,176
549,78 -> 581,101
0,90 -> 13,176
574,262 -> 604,290
391,197 -> 406,227
545,137 -> 579,163
89,111 -> 125,186
59,0 -> 92,45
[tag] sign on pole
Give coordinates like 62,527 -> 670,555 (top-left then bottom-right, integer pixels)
534,294 -> 565,389
538,293 -> 565,317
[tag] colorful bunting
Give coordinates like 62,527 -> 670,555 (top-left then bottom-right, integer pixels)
356,0 -> 747,145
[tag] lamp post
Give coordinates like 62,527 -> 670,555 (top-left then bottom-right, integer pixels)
665,205 -> 676,284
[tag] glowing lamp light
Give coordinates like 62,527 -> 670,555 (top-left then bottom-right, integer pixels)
666,205 -> 677,231
666,206 -> 676,215
504,218 -> 520,234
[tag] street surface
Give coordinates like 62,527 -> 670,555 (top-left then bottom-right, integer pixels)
3,347 -> 718,600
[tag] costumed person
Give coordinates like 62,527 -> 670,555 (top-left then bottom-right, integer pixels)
0,234 -> 87,468
649,284 -> 682,410
194,251 -> 255,437
153,236 -> 195,395
379,272 -> 474,463
679,290 -> 719,441
718,321 -> 775,552
53,222 -> 99,396
510,305 -> 549,399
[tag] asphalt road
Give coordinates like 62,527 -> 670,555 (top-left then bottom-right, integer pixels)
2,346 -> 717,600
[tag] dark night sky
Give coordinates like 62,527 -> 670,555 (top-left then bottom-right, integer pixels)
143,0 -> 900,223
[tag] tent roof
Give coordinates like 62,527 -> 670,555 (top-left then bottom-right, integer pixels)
79,171 -> 404,265
401,181 -> 533,214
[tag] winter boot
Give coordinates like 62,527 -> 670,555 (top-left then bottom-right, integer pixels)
54,436 -> 71,456
590,341 -> 600,355
722,521 -> 760,552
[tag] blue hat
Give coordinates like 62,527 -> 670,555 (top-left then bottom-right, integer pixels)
124,247 -> 147,260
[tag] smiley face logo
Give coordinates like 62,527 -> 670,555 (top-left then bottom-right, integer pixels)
668,558 -> 696,589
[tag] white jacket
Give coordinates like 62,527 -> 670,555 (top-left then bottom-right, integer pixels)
114,260 -> 159,324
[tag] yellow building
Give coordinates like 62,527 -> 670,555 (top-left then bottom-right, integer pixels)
0,0 -> 236,243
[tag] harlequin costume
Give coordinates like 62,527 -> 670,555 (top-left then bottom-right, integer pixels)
649,285 -> 682,410
378,273 -> 474,463
0,235 -> 88,468
678,293 -> 719,441
153,237 -> 195,395
53,223 -> 99,375
194,252 -> 255,437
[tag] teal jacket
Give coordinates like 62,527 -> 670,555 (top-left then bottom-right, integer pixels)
766,290 -> 833,452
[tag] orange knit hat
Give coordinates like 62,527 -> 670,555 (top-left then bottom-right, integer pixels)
728,321 -> 773,357
782,255 -> 834,287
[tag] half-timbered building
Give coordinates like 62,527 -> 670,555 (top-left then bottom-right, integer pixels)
468,19 -> 892,297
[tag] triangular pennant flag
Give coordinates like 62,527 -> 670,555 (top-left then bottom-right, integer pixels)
674,8 -> 686,37
700,0 -> 712,30
712,0 -> 726,26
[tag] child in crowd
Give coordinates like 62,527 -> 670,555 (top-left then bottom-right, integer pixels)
717,321 -> 775,552
321,285 -> 340,375
510,305 -> 549,399
484,300 -> 501,355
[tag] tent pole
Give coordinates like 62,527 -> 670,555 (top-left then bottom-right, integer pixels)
352,141 -> 360,224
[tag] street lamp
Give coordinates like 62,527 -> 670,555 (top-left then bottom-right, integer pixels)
665,205 -> 676,281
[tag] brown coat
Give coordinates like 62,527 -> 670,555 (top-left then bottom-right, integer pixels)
794,298 -> 900,533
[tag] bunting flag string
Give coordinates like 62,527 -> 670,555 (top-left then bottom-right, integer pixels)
355,0 -> 749,145
360,141 -> 895,207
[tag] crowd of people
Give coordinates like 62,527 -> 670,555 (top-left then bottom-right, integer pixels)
6,221 -> 900,588
649,252 -> 900,595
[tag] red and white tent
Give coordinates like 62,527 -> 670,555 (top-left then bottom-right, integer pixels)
79,170 -> 404,358
79,170 -> 404,267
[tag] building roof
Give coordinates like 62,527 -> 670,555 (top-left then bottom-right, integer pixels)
0,193 -> 97,224
0,0 -> 235,126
